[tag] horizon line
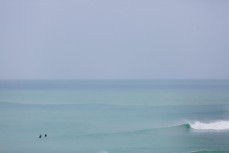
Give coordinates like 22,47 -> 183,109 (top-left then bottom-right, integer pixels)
0,79 -> 229,81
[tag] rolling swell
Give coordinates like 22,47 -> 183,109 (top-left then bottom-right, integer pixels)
75,121 -> 229,139
74,123 -> 191,139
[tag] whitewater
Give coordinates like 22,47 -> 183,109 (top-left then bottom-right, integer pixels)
190,120 -> 229,130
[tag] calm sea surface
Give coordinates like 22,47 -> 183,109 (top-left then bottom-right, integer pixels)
0,80 -> 229,153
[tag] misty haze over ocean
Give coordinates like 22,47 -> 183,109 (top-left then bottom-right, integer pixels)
1,0 -> 229,80
1,0 -> 229,153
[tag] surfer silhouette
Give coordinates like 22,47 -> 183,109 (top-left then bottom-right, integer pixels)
45,134 -> 47,137
39,134 -> 42,138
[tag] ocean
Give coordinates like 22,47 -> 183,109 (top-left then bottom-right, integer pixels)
0,80 -> 229,153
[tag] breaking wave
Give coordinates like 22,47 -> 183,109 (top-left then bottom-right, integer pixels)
189,120 -> 229,130
75,121 -> 229,139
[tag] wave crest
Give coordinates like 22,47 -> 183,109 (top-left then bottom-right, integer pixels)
189,120 -> 229,130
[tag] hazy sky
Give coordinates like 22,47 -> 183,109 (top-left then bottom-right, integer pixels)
0,0 -> 229,80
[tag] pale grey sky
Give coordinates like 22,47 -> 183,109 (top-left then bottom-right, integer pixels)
0,0 -> 229,80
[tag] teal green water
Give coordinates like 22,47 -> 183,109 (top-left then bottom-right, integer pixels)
0,80 -> 229,153
1,80 -> 229,106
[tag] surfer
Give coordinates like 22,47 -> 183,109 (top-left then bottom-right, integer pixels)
45,134 -> 47,137
39,134 -> 42,138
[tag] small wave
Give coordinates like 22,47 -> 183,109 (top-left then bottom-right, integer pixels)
189,120 -> 229,130
75,124 -> 191,138
74,121 -> 229,139
175,123 -> 191,129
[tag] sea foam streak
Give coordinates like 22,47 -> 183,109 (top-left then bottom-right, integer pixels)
190,120 -> 229,130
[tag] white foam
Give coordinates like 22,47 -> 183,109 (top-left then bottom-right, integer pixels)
190,120 -> 229,130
